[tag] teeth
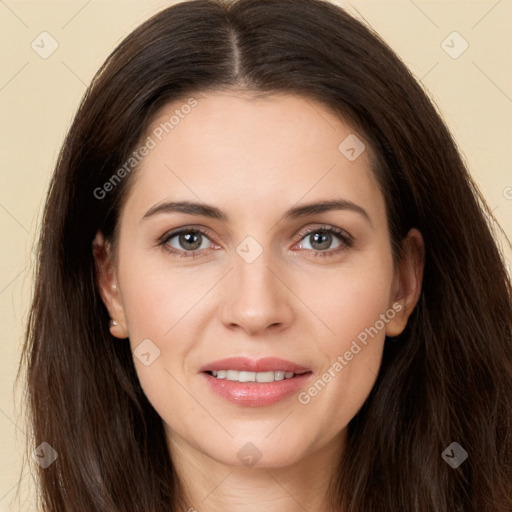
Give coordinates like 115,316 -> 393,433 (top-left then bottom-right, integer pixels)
210,370 -> 297,382
274,371 -> 285,381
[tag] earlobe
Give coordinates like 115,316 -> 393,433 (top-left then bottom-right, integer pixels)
385,228 -> 425,339
92,232 -> 129,339
385,300 -> 407,337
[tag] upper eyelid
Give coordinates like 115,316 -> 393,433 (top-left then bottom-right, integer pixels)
160,225 -> 217,243
296,224 -> 352,240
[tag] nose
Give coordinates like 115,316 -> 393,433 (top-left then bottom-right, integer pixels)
220,249 -> 294,336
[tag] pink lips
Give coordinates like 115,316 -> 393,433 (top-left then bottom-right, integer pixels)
199,357 -> 313,407
199,356 -> 311,374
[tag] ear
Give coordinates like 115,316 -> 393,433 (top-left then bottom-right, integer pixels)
92,231 -> 129,339
385,228 -> 425,338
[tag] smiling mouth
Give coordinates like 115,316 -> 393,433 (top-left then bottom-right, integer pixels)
201,365 -> 314,406
204,369 -> 311,383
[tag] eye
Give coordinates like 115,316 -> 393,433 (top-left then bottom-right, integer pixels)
294,225 -> 353,258
159,227 -> 217,258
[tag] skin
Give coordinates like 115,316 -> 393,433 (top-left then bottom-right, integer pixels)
94,91 -> 424,512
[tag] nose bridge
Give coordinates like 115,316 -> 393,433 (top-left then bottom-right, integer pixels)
220,237 -> 293,334
235,244 -> 275,298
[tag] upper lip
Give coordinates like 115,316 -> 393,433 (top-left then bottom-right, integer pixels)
199,357 -> 311,373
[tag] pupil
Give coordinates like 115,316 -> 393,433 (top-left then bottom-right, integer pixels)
181,232 -> 201,250
311,231 -> 331,250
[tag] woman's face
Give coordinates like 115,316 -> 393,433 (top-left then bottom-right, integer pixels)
96,91 -> 422,469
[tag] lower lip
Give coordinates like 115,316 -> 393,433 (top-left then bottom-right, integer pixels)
201,372 -> 313,407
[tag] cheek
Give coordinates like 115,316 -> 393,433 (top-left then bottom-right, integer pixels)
116,253 -> 217,398
117,260 -> 199,425
122,281 -> 174,341
298,252 -> 394,423
325,274 -> 393,346
118,251 -> 205,341
316,249 -> 395,349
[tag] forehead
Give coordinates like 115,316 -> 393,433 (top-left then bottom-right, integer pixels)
121,91 -> 385,227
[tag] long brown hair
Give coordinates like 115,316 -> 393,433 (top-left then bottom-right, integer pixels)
19,0 -> 512,510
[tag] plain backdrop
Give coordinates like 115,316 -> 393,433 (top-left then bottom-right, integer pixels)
1,0 -> 511,509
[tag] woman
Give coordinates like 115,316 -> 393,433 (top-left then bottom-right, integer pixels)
20,0 -> 512,510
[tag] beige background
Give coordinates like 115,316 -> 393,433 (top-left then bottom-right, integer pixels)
1,0 -> 511,509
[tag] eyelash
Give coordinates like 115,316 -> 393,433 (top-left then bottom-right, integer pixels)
158,224 -> 353,259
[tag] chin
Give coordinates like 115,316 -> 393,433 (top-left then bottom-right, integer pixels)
206,434 -> 312,469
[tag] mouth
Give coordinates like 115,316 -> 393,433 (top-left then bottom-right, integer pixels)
204,369 -> 310,383
199,357 -> 313,406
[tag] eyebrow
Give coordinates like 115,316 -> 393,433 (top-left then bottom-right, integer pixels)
141,199 -> 372,226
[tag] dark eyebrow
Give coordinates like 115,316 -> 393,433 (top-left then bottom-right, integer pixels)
141,201 -> 227,222
284,199 -> 372,226
141,199 -> 372,226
